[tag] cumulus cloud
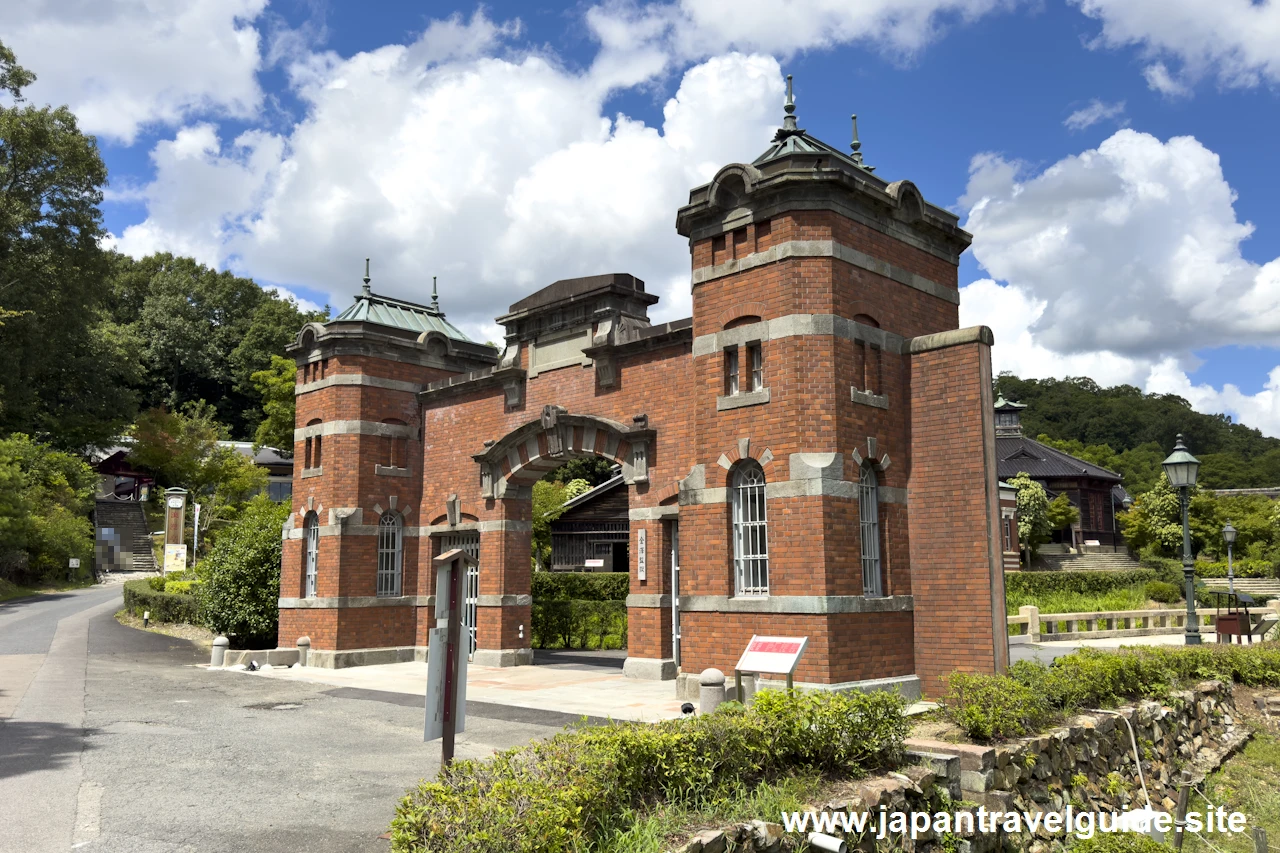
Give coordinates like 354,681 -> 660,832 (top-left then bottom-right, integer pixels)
0,0 -> 268,144
961,129 -> 1280,435
1073,0 -> 1280,93
111,11 -> 783,339
1063,98 -> 1126,130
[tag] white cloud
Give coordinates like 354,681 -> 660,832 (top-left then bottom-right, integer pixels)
110,11 -> 782,340
961,128 -> 1280,436
1063,98 -> 1126,130
1073,0 -> 1280,93
0,0 -> 268,144
1146,359 -> 1280,437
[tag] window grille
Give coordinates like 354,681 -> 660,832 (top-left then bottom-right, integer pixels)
732,462 -> 769,595
859,466 -> 882,596
440,532 -> 480,653
377,513 -> 403,596
725,347 -> 739,396
303,512 -> 319,598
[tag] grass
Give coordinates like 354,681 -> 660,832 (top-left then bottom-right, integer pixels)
1184,731 -> 1280,852
593,773 -> 822,853
1006,584 -> 1152,616
0,575 -> 96,603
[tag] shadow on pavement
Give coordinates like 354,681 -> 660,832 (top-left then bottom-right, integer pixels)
88,608 -> 206,664
0,592 -> 78,609
531,648 -> 626,670
0,720 -> 97,781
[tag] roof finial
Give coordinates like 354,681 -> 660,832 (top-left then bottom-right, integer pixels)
782,74 -> 798,131
362,258 -> 371,296
431,275 -> 439,312
849,113 -> 875,172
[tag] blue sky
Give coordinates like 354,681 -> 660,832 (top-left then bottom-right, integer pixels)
6,0 -> 1280,432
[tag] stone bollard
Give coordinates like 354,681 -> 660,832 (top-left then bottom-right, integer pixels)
738,672 -> 758,705
699,668 -> 726,715
1019,605 -> 1041,643
296,635 -> 311,667
211,636 -> 229,667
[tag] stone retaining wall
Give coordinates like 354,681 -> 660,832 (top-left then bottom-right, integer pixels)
670,681 -> 1249,853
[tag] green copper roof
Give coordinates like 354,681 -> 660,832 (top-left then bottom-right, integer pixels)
333,284 -> 476,342
753,75 -> 874,173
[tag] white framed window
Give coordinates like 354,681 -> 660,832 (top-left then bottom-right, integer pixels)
859,466 -> 882,596
303,511 -> 319,598
377,512 -> 403,596
748,342 -> 763,392
732,461 -> 769,596
725,346 -> 739,396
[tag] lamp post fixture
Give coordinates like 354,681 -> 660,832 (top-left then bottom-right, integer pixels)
1222,520 -> 1237,597
1162,434 -> 1201,645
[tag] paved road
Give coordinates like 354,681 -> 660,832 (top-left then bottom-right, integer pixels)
0,584 -> 580,853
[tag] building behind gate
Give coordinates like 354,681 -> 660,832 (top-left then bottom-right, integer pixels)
279,85 -> 1007,698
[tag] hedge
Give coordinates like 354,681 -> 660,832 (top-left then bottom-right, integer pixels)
390,688 -> 909,853
1194,558 -> 1276,578
1005,569 -> 1158,597
944,643 -> 1280,741
531,571 -> 628,601
531,600 -> 626,649
122,578 -> 199,624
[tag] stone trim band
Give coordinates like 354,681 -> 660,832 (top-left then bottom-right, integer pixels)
693,313 -> 907,358
294,420 -> 414,440
678,594 -> 914,614
692,240 -> 959,305
297,373 -> 423,395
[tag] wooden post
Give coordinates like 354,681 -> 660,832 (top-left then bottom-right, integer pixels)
441,551 -> 463,768
1173,770 -> 1192,851
1253,826 -> 1268,853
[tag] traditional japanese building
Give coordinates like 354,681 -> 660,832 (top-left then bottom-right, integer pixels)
278,80 -> 1007,698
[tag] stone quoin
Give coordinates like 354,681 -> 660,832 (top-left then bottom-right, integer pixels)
278,79 -> 1006,699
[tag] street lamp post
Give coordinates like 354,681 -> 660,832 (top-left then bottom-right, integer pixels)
1162,434 -> 1201,645
1222,520 -> 1237,597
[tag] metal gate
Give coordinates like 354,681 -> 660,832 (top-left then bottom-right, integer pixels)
439,532 -> 480,654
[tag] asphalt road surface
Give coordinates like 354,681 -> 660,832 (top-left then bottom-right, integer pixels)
0,583 -> 581,853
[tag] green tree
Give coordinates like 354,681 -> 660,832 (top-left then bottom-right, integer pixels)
0,433 -> 97,584
251,355 -> 300,452
1045,493 -> 1080,534
0,41 -> 138,449
1008,472 -> 1051,560
197,495 -> 289,646
532,480 -> 569,570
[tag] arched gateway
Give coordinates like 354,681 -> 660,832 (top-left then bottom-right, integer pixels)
280,90 -> 1009,699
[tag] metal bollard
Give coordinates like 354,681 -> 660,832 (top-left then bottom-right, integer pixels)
699,668 -> 726,715
808,832 -> 847,853
296,635 -> 311,667
211,635 -> 229,667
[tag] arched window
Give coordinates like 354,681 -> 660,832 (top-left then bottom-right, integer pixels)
303,511 -> 319,598
732,461 -> 769,596
377,512 -> 403,596
859,466 -> 882,596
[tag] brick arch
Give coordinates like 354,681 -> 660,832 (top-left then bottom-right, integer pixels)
472,405 -> 656,497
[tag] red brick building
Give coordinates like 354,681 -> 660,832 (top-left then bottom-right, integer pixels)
279,84 -> 1007,699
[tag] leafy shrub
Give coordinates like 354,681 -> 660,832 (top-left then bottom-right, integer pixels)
0,434 -> 96,586
122,578 -> 199,624
950,644 -> 1280,742
1145,580 -> 1182,603
196,496 -> 288,648
148,575 -> 167,592
1194,558 -> 1275,578
943,672 -> 1049,740
165,579 -> 200,595
390,688 -> 907,853
1138,551 -> 1186,587
1005,570 -> 1157,598
531,572 -> 628,601
531,600 -> 626,649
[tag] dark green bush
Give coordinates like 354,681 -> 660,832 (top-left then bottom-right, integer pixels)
148,575 -> 167,592
196,496 -> 288,648
122,578 -> 199,624
1005,570 -> 1157,598
943,672 -> 1050,740
949,644 -> 1280,742
1145,580 -> 1182,603
531,571 -> 628,601
1138,553 -> 1186,587
390,688 -> 907,853
531,600 -> 626,649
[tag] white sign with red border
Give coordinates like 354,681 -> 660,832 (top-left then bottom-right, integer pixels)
734,635 -> 808,676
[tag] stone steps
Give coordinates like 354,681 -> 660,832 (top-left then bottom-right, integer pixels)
1035,553 -> 1144,572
